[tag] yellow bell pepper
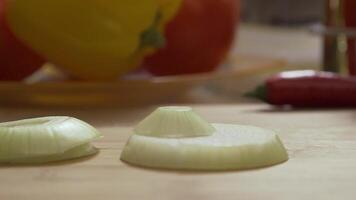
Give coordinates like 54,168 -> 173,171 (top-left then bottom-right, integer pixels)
6,0 -> 182,80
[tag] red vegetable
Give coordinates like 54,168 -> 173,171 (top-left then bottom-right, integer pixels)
0,0 -> 44,81
144,0 -> 239,76
247,70 -> 356,107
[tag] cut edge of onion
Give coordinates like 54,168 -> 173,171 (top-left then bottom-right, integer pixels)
0,144 -> 98,164
0,116 -> 101,163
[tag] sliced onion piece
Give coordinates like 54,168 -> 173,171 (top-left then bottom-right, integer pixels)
121,106 -> 288,170
122,124 -> 288,170
0,116 -> 101,164
1,144 -> 98,164
135,106 -> 215,138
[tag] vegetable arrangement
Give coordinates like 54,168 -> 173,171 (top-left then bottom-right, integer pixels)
247,70 -> 356,107
121,106 -> 288,170
1,0 -> 182,80
0,117 -> 100,164
0,0 -> 239,81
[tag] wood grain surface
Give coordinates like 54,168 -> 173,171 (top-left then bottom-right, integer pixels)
1,104 -> 356,200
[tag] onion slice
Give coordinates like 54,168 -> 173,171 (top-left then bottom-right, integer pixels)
135,106 -> 215,138
121,107 -> 288,170
0,116 -> 101,164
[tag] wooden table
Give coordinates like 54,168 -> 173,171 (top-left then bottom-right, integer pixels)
1,103 -> 356,200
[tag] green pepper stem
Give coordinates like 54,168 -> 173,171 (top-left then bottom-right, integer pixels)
244,84 -> 268,102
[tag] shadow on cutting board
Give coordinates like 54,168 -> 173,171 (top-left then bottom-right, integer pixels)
120,159 -> 288,175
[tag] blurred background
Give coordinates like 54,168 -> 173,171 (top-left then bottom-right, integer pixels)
241,0 -> 324,25
0,0 -> 354,107
239,0 -> 325,69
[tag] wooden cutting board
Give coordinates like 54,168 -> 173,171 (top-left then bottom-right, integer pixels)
1,104 -> 356,200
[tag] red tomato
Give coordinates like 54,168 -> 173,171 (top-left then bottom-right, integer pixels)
144,0 -> 240,76
0,0 -> 44,81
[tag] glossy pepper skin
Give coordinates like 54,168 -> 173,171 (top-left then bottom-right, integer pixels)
247,70 -> 356,107
144,0 -> 239,76
0,0 -> 44,80
5,0 -> 181,80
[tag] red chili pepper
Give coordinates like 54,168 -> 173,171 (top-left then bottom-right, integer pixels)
246,70 -> 356,107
